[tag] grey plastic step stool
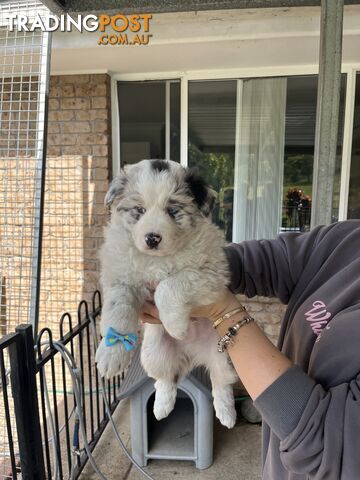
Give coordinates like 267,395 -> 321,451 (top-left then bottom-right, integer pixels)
117,347 -> 214,470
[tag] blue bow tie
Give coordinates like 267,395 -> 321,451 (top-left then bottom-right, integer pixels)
105,327 -> 137,352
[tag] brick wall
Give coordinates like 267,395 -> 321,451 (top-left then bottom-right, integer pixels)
41,73 -> 111,334
239,295 -> 285,344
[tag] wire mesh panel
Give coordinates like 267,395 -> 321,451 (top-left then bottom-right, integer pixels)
0,1 -> 51,477
0,0 -> 50,333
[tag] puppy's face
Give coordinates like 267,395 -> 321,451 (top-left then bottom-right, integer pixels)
105,159 -> 215,257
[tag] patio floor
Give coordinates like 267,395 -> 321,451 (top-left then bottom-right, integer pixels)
80,398 -> 262,480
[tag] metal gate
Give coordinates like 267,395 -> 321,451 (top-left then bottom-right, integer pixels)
0,291 -> 121,480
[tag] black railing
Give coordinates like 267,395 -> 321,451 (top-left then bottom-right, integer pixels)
0,331 -> 21,479
1,290 -> 121,480
0,325 -> 45,479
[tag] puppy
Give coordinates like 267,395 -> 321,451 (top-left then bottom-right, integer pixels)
96,159 -> 237,428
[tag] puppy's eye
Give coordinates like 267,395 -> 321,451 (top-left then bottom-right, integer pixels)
135,206 -> 146,215
167,206 -> 179,217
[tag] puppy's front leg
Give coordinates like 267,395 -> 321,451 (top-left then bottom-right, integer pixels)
154,273 -> 196,340
96,284 -> 143,378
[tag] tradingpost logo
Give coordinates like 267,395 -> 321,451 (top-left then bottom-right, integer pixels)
3,13 -> 153,46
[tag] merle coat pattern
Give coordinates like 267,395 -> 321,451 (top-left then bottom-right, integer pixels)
95,159 -> 237,428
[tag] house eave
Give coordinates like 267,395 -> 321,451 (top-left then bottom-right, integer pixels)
42,0 -> 360,16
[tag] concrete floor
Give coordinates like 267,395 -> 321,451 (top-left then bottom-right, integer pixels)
80,399 -> 262,480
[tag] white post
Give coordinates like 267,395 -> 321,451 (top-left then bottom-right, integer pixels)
110,75 -> 121,175
232,79 -> 243,243
338,69 -> 356,220
165,81 -> 170,159
180,76 -> 188,167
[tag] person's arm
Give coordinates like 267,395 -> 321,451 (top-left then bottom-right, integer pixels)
141,291 -> 360,479
141,289 -> 292,400
224,224 -> 336,303
195,291 -> 360,480
198,289 -> 294,399
199,290 -> 315,439
216,313 -> 292,400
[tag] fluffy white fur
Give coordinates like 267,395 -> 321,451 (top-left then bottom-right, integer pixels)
95,159 -> 237,428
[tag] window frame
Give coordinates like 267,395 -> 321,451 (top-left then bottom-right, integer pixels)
111,65 -> 359,235
338,68 -> 357,220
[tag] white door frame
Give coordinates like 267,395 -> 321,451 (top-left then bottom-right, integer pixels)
338,68 -> 357,220
232,79 -> 244,242
110,74 -> 121,177
180,76 -> 188,168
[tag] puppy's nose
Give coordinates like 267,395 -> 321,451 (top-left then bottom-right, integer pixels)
145,232 -> 162,249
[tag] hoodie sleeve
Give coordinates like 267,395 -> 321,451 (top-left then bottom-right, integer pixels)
224,224 -> 334,303
254,307 -> 360,479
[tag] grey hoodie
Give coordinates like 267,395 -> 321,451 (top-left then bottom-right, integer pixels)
225,220 -> 360,480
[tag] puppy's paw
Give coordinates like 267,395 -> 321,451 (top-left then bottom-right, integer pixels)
215,404 -> 237,429
154,284 -> 190,340
153,379 -> 177,420
95,338 -> 131,379
158,310 -> 189,340
163,319 -> 189,340
153,400 -> 174,421
153,394 -> 176,420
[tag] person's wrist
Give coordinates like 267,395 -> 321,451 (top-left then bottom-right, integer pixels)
220,298 -> 243,316
190,289 -> 242,322
208,292 -> 242,322
215,311 -> 249,336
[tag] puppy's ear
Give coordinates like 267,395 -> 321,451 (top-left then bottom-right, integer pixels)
104,172 -> 128,207
184,167 -> 217,216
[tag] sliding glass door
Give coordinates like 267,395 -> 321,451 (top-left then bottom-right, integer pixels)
187,76 -> 345,241
348,72 -> 360,219
188,81 -> 237,241
233,77 -> 287,242
283,75 -> 346,231
117,74 -> 347,242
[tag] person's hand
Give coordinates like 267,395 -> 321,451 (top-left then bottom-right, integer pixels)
140,288 -> 242,325
140,300 -> 162,324
190,288 -> 242,322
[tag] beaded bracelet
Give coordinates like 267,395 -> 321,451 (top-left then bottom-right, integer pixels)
217,314 -> 254,353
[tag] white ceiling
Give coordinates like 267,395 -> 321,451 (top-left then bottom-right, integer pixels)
50,6 -> 360,75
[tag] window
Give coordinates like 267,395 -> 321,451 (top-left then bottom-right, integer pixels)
188,81 -> 237,241
118,80 -> 180,165
348,72 -> 360,219
282,75 -> 346,232
233,75 -> 346,240
234,77 -> 287,241
282,76 -> 317,232
117,74 -> 347,242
